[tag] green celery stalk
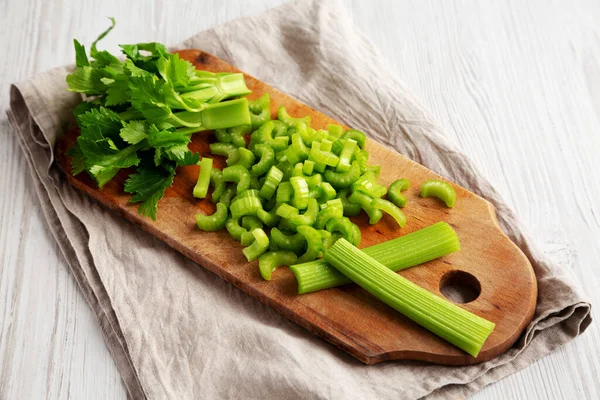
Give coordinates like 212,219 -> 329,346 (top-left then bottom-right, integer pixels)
290,222 -> 459,294
324,238 -> 495,357
171,98 -> 251,130
193,157 -> 213,198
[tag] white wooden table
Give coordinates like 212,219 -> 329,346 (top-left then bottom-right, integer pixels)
1,0 -> 599,398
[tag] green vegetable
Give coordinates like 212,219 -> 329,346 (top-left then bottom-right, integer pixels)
352,171 -> 387,198
289,198 -> 319,227
219,186 -> 236,207
195,202 -> 228,231
258,166 -> 283,200
240,216 -> 263,246
289,176 -> 309,210
348,191 -> 383,224
67,19 -> 251,219
255,121 -> 289,151
323,238 -> 494,357
336,189 -> 362,217
248,94 -> 272,129
193,157 -> 213,198
259,251 -> 298,280
222,165 -> 251,193
290,222 -> 460,294
370,198 -> 406,228
314,198 -> 344,229
226,216 -> 246,241
325,217 -> 361,246
388,179 -> 409,208
324,161 -> 361,188
230,196 -> 262,219
124,163 -> 175,220
336,138 -> 357,172
278,106 -> 310,128
230,147 -> 255,170
214,125 -> 250,148
252,144 -> 275,176
276,203 -> 299,219
210,169 -> 225,203
296,225 -> 323,263
420,179 -> 457,208
242,228 -> 270,261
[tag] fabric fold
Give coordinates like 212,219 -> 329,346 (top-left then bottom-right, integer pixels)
7,0 -> 591,398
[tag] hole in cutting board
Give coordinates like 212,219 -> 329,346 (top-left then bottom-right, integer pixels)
439,270 -> 481,304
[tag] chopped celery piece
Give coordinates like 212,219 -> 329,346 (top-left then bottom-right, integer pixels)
370,198 -> 406,228
420,179 -> 457,208
222,165 -> 251,193
210,169 -> 225,203
289,198 -> 319,227
257,207 -> 280,227
323,238 -> 494,357
259,251 -> 298,280
219,186 -> 236,207
210,142 -> 238,163
337,188 -> 362,217
242,228 -> 269,261
289,222 -> 460,294
214,125 -> 250,148
226,216 -> 245,240
296,225 -> 323,263
352,171 -> 387,198
309,141 -> 339,168
256,121 -> 289,151
327,124 -> 344,141
388,179 -> 410,208
348,191 -> 383,225
270,228 -> 306,254
276,181 -> 293,203
341,129 -> 366,149
193,157 -> 213,199
195,202 -> 228,231
336,138 -> 357,172
229,196 -> 262,219
325,217 -> 361,246
290,176 -> 309,210
318,182 -> 337,202
252,144 -> 275,176
324,160 -> 361,188
259,166 -> 283,200
315,198 -> 344,229
248,94 -> 271,129
302,160 -> 315,175
276,203 -> 299,219
230,147 -> 255,170
278,106 -> 310,128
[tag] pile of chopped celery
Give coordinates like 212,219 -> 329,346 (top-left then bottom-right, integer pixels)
193,92 -> 493,358
194,93 -> 410,265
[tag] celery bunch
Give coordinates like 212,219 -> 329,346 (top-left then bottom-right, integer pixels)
66,19 -> 251,219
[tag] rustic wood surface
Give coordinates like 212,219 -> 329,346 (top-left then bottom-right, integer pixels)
54,48 -> 537,366
1,0 -> 598,398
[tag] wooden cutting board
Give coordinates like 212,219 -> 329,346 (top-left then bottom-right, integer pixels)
55,49 -> 537,366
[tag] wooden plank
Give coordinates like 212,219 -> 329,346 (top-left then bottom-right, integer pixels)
55,49 -> 537,365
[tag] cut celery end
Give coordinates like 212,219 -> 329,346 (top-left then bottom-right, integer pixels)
324,238 -> 494,357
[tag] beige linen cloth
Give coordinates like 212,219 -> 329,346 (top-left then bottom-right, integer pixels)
7,0 -> 592,398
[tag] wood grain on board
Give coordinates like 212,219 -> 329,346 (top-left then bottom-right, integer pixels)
55,49 -> 537,365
